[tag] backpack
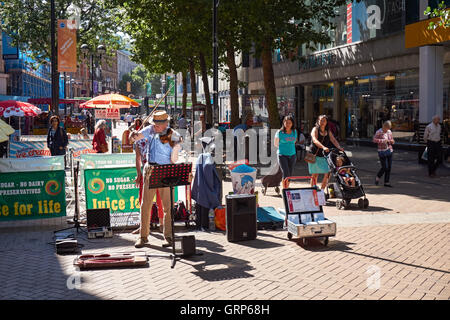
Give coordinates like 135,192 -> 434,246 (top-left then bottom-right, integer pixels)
173,201 -> 189,222
150,203 -> 159,229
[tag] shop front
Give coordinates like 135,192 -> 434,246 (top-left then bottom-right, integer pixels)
304,65 -> 450,145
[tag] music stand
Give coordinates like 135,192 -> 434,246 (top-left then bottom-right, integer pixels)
147,163 -> 197,268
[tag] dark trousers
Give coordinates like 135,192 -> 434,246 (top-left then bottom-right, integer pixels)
195,203 -> 210,230
377,150 -> 392,183
278,154 -> 296,179
427,141 -> 442,175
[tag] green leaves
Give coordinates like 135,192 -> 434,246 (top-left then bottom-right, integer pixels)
0,0 -> 122,67
425,1 -> 449,30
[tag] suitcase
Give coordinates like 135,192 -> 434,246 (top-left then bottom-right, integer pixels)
257,206 -> 285,230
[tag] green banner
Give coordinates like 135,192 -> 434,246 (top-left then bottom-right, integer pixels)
84,167 -> 140,213
0,170 -> 66,221
167,76 -> 175,96
80,153 -> 136,170
146,82 -> 152,96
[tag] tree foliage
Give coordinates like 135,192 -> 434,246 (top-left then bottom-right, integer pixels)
425,1 -> 450,29
0,0 -> 122,67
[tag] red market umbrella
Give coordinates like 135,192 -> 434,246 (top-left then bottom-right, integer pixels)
80,94 -> 139,109
0,100 -> 42,117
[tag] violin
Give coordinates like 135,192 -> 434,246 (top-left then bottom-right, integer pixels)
159,127 -> 182,148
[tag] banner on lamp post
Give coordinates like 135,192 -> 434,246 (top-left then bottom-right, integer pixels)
57,19 -> 77,73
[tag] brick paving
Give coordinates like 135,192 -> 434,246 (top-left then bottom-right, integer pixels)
0,145 -> 449,300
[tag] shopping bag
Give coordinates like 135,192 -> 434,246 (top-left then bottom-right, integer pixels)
214,206 -> 226,231
304,152 -> 316,163
421,147 -> 428,161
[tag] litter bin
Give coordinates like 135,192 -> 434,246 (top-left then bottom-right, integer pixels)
231,164 -> 257,195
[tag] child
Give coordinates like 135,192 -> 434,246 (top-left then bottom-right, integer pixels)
336,156 -> 356,187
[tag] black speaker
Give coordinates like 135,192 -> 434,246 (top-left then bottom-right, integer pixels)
86,208 -> 111,231
225,194 -> 257,242
174,235 -> 197,257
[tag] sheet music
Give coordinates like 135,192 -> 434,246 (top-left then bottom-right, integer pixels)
285,189 -> 320,213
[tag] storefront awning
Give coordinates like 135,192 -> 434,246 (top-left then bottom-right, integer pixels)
27,98 -> 84,105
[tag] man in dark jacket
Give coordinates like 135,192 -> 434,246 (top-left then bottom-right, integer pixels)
191,137 -> 222,230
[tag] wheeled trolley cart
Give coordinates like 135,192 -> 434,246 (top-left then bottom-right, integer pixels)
282,176 -> 336,246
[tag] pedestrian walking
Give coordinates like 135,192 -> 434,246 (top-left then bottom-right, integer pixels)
308,115 -> 344,190
92,120 -> 108,153
423,115 -> 442,178
79,128 -> 90,140
373,120 -> 395,187
274,115 -> 298,188
178,113 -> 187,129
84,110 -> 93,134
47,115 -> 68,156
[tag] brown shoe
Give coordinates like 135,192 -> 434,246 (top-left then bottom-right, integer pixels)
162,237 -> 173,248
134,237 -> 148,248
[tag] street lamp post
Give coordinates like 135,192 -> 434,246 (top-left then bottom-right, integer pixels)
174,73 -> 177,116
161,76 -> 166,110
50,0 -> 59,116
212,0 -> 219,125
164,74 -> 168,112
81,44 -> 106,98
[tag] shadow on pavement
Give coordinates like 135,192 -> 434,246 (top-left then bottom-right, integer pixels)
0,228 -> 102,300
179,248 -> 254,282
303,238 -> 450,274
326,200 -> 393,212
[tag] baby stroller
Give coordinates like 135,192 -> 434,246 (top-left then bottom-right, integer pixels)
261,162 -> 282,196
325,149 -> 369,210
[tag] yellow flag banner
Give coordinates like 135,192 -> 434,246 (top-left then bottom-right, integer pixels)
57,19 -> 77,73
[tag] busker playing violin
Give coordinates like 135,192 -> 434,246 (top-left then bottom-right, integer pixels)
129,111 -> 182,248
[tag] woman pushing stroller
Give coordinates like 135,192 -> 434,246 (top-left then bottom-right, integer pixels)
308,115 -> 344,190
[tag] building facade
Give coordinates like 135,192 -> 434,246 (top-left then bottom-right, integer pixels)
71,50 -> 119,98
247,0 -> 450,145
0,33 -> 9,95
117,50 -> 138,82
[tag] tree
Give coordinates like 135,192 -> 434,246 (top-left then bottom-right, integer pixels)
111,0 -> 215,124
0,0 -> 122,113
118,65 -> 159,97
425,1 -> 450,29
0,0 -> 122,65
243,0 -> 347,129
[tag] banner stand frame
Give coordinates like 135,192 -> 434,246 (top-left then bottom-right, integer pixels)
54,160 -> 85,235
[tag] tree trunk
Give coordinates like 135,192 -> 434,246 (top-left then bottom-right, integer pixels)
199,51 -> 213,127
182,70 -> 187,117
261,40 -> 280,130
226,42 -> 240,129
188,58 -> 197,106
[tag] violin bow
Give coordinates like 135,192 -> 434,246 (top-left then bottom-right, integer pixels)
142,82 -> 175,126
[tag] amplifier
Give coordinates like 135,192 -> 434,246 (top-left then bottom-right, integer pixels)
88,226 -> 113,239
55,238 -> 78,254
86,208 -> 111,230
226,194 -> 257,242
174,235 -> 196,257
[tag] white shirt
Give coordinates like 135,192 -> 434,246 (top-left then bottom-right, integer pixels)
423,122 -> 441,143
